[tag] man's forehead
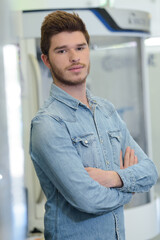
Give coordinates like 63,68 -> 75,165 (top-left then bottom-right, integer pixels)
50,31 -> 87,47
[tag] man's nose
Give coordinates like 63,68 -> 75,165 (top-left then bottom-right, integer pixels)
69,49 -> 80,63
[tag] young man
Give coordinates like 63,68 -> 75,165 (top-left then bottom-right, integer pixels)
30,11 -> 158,240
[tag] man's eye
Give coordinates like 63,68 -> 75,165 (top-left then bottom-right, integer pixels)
77,47 -> 84,51
57,49 -> 66,54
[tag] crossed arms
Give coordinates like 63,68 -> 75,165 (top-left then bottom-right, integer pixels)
30,115 -> 158,214
85,147 -> 138,188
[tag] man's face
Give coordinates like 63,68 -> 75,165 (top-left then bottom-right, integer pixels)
42,31 -> 90,86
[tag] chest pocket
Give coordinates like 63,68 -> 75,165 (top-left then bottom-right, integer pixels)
108,130 -> 122,168
72,133 -> 100,168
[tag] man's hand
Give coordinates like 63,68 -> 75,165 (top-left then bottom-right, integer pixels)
85,146 -> 138,188
120,146 -> 138,169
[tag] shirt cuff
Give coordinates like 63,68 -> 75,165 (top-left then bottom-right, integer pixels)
115,168 -> 136,192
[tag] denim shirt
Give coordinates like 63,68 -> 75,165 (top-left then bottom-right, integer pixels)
30,84 -> 158,240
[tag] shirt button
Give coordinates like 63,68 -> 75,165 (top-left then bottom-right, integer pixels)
84,140 -> 88,144
100,139 -> 103,143
106,161 -> 110,165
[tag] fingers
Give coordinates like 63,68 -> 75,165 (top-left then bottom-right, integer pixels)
120,150 -> 123,169
123,147 -> 138,169
130,148 -> 135,165
124,147 -> 130,168
134,155 -> 138,164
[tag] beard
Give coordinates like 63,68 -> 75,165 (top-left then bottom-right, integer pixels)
49,61 -> 90,86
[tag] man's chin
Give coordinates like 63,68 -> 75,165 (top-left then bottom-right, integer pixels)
55,77 -> 87,86
63,79 -> 86,86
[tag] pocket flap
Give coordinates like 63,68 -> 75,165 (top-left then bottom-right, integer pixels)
108,130 -> 121,142
72,133 -> 95,147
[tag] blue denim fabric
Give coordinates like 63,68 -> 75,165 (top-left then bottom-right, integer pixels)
30,84 -> 158,240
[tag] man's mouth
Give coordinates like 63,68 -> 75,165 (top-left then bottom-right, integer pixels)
67,64 -> 85,72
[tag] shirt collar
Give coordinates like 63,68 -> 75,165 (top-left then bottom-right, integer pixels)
50,83 -> 80,109
50,83 -> 100,109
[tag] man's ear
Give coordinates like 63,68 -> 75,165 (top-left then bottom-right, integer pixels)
41,54 -> 51,69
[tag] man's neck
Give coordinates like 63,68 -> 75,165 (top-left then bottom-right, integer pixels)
54,81 -> 89,108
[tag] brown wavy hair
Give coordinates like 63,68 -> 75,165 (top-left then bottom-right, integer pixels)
41,10 -> 90,56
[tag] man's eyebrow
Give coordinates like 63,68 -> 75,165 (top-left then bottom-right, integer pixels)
54,45 -> 67,51
76,43 -> 87,47
53,43 -> 87,51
